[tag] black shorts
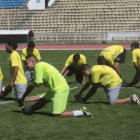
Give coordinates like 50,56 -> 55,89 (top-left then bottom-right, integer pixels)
66,65 -> 83,83
114,48 -> 126,63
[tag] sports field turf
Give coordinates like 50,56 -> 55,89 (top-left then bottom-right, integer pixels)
0,49 -> 140,140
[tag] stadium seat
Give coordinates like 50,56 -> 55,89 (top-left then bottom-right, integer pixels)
0,0 -> 27,8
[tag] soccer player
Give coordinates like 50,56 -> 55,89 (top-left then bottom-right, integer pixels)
19,55 -> 91,117
21,40 -> 41,81
0,41 -> 27,101
61,53 -> 86,85
127,42 -> 140,86
74,64 -> 140,105
0,66 -> 3,92
97,45 -> 126,77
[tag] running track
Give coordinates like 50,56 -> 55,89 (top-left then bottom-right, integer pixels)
0,44 -> 130,50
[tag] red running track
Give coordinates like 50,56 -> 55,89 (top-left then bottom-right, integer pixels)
0,44 -> 131,50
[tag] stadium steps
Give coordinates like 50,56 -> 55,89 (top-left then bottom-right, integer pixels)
0,0 -> 140,42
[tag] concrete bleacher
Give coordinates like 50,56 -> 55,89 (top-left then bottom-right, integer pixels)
0,0 -> 140,42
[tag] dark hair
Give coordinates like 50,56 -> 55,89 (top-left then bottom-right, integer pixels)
131,42 -> 139,49
73,53 -> 80,62
7,40 -> 17,50
28,40 -> 35,48
97,56 -> 105,65
26,54 -> 38,62
80,64 -> 91,73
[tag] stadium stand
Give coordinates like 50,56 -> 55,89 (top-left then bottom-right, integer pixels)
0,0 -> 27,8
0,0 -> 140,42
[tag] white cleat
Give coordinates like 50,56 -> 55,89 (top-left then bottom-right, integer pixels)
132,94 -> 140,105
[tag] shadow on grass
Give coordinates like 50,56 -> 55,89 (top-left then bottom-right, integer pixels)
0,97 -> 16,101
12,110 -> 53,117
67,81 -> 77,85
70,101 -> 109,105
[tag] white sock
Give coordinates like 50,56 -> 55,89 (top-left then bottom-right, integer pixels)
73,110 -> 84,117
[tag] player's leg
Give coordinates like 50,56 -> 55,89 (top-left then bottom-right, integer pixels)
52,90 -> 92,117
0,85 -> 12,98
105,83 -> 140,105
127,72 -> 140,86
24,98 -> 50,114
75,71 -> 83,84
114,48 -> 126,77
66,65 -> 75,77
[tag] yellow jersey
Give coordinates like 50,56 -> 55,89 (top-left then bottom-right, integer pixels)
132,48 -> 140,71
0,66 -> 3,81
91,65 -> 122,88
22,48 -> 41,61
100,45 -> 124,66
65,54 -> 86,71
10,50 -> 27,84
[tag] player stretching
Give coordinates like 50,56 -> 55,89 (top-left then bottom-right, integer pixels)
97,45 -> 126,77
19,55 -> 92,117
61,53 -> 86,85
75,64 -> 140,105
22,40 -> 41,82
127,42 -> 140,87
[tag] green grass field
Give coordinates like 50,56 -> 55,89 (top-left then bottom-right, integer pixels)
0,49 -> 140,140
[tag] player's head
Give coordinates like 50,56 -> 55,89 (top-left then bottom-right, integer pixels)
131,41 -> 139,51
80,64 -> 91,76
25,54 -> 39,71
97,56 -> 106,65
5,40 -> 17,53
27,40 -> 35,52
73,53 -> 80,63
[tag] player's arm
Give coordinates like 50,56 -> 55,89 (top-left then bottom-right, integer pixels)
9,66 -> 19,88
75,81 -> 91,99
61,66 -> 68,77
133,62 -> 139,72
114,62 -> 121,77
82,83 -> 98,102
127,62 -> 140,86
82,75 -> 86,85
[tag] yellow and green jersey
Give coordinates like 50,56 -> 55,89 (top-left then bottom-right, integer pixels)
65,54 -> 86,71
100,45 -> 124,66
10,50 -> 27,84
90,65 -> 122,88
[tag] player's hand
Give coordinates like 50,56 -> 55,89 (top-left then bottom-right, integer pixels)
9,81 -> 14,88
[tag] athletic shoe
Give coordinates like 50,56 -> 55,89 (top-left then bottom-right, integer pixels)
74,95 -> 87,103
80,107 -> 93,117
20,106 -> 25,113
131,94 -> 140,104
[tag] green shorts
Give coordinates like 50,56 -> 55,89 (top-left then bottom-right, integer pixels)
44,89 -> 69,114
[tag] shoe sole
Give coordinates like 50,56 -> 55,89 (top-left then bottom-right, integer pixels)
133,94 -> 140,105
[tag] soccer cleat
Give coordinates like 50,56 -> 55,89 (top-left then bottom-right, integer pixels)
131,94 -> 140,105
80,107 -> 93,117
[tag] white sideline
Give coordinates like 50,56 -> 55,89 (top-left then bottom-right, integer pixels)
0,86 -> 79,105
0,101 -> 14,105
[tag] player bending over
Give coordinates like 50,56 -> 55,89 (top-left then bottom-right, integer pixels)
97,45 -> 126,77
75,64 -> 140,105
61,53 -> 86,85
19,55 -> 92,117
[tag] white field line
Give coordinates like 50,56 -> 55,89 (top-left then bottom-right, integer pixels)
0,86 -> 79,105
0,101 -> 14,105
